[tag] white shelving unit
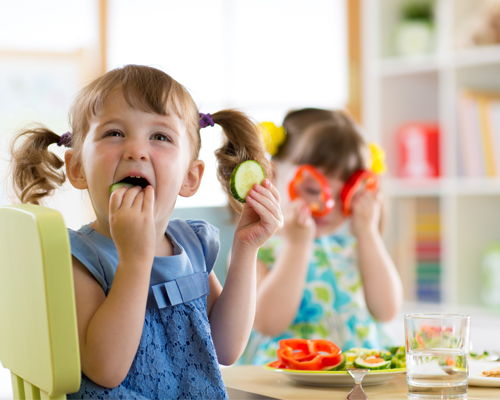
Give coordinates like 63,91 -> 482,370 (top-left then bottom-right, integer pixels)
361,0 -> 500,307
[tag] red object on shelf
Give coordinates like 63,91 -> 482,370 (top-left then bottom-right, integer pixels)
397,123 -> 440,178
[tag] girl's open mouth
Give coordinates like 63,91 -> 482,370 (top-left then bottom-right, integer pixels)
116,176 -> 151,189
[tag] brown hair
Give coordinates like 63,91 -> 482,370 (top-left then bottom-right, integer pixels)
273,108 -> 339,161
290,111 -> 368,181
10,64 -> 270,211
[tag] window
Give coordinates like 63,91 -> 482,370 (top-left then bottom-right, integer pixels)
0,0 -> 98,229
108,0 -> 348,207
1,1 -> 347,215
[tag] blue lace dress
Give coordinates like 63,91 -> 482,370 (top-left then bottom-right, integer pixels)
66,219 -> 228,400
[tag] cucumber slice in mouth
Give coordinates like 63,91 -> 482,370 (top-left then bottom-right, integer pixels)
230,160 -> 265,203
110,177 -> 150,193
110,182 -> 134,193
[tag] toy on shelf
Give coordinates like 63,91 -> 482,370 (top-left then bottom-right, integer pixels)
394,0 -> 435,57
455,0 -> 500,49
397,123 -> 440,179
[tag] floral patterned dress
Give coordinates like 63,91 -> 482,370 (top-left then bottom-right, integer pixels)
243,222 -> 395,365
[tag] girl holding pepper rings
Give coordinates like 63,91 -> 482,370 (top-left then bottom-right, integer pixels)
241,108 -> 403,365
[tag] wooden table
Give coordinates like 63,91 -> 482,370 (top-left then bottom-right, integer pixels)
222,365 -> 500,400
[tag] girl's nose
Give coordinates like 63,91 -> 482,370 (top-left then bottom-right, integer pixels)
123,138 -> 149,161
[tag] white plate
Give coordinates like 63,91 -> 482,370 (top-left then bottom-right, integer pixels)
264,363 -> 405,387
469,361 -> 500,387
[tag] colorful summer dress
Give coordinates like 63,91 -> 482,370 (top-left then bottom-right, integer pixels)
66,219 -> 228,400
245,222 -> 394,365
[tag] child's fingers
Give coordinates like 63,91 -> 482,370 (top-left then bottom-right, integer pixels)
131,189 -> 145,210
120,186 -> 143,209
262,178 -> 280,202
246,195 -> 282,229
142,185 -> 155,213
247,187 -> 282,222
297,204 -> 312,226
251,182 -> 278,206
109,187 -> 127,212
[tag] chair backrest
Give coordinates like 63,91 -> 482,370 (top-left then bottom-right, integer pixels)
0,204 -> 80,399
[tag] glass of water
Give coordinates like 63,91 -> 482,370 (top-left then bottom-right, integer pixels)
405,314 -> 471,399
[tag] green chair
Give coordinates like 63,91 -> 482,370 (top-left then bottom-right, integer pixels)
0,204 -> 80,399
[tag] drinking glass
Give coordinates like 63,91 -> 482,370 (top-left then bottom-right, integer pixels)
405,313 -> 471,399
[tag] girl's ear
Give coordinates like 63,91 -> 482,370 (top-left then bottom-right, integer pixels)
179,160 -> 205,197
65,150 -> 88,189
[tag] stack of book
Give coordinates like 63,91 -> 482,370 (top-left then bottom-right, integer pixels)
457,90 -> 500,177
415,198 -> 441,302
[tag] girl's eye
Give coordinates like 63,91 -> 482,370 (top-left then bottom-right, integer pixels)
151,133 -> 171,142
104,130 -> 123,137
304,188 -> 321,196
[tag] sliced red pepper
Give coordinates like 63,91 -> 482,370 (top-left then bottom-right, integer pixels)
340,169 -> 378,216
268,360 -> 287,369
276,338 -> 342,371
288,165 -> 335,217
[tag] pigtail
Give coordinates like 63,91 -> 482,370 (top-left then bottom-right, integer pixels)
212,110 -> 272,213
10,127 -> 66,205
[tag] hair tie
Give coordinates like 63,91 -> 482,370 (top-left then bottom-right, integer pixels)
260,121 -> 286,156
369,142 -> 387,174
57,132 -> 72,147
199,113 -> 214,128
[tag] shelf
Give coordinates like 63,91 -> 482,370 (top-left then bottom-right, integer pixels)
376,45 -> 500,77
378,54 -> 440,77
453,45 -> 500,68
384,177 -> 500,197
383,177 -> 447,197
366,0 -> 500,307
455,178 -> 500,195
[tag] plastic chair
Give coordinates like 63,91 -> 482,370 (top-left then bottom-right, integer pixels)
0,204 -> 80,399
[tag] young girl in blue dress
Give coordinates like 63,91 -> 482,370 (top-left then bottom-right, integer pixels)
10,64 -> 283,399
246,109 -> 402,364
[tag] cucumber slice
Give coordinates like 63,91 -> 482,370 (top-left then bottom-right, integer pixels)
110,182 -> 135,193
353,356 -> 391,370
230,160 -> 265,203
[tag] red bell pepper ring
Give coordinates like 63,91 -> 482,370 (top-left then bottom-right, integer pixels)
268,360 -> 287,369
288,165 -> 335,217
276,338 -> 342,371
340,169 -> 378,216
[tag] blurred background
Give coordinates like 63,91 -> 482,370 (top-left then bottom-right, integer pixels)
0,0 -> 348,285
2,0 -> 500,394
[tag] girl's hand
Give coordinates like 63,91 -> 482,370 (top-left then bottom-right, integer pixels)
109,185 -> 156,267
282,198 -> 316,244
350,189 -> 382,238
234,179 -> 284,250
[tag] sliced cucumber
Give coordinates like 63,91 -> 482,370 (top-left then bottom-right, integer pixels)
110,182 -> 135,193
230,160 -> 265,203
353,356 -> 391,370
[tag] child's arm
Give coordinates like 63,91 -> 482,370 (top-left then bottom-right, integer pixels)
252,199 -> 316,336
351,191 -> 403,322
73,186 -> 156,388
207,179 -> 283,365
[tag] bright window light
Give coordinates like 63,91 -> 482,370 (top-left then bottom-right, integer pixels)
108,0 -> 348,207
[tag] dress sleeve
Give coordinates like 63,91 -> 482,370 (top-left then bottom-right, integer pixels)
67,228 -> 109,293
186,220 -> 220,275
